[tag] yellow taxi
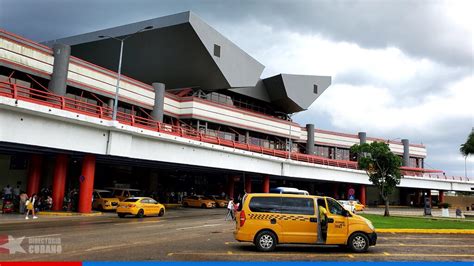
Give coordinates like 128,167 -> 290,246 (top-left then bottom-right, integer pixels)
350,200 -> 365,211
92,189 -> 120,211
182,195 -> 216,208
116,197 -> 165,218
207,195 -> 229,208
106,187 -> 141,201
234,193 -> 376,252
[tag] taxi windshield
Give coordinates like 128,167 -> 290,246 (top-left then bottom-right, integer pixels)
98,191 -> 113,198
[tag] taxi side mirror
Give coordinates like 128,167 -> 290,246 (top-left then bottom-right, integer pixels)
342,209 -> 350,217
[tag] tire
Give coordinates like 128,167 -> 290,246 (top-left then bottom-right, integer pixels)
136,209 -> 144,218
117,213 -> 125,218
201,204 -> 206,209
158,208 -> 165,217
98,205 -> 103,211
254,230 -> 277,252
183,202 -> 188,207
348,232 -> 369,253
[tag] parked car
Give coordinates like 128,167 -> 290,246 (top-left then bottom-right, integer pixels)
206,195 -> 228,208
339,200 -> 356,213
182,195 -> 216,208
105,188 -> 141,201
92,189 -> 120,211
269,187 -> 309,195
116,197 -> 165,218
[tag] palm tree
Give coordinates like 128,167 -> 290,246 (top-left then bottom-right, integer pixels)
460,130 -> 474,178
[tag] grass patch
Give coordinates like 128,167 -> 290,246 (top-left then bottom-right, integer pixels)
360,213 -> 474,229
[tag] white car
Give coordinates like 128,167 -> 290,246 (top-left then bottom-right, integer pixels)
339,200 -> 356,213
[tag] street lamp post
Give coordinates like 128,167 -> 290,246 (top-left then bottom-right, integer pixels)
98,25 -> 153,121
287,113 -> 294,160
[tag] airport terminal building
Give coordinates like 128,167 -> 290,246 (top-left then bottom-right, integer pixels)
0,12 -> 472,212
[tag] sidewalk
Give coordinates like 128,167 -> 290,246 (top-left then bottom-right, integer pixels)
0,212 -> 107,224
363,207 -> 474,219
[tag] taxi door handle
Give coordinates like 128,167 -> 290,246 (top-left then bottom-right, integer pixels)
327,218 -> 335,223
310,217 -> 318,223
270,218 -> 277,224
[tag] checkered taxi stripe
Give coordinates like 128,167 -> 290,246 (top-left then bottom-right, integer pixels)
248,213 -> 309,221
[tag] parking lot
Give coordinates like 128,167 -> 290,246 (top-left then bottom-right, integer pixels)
1,208 -> 474,261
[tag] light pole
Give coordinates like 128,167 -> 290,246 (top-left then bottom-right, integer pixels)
287,113 -> 294,159
98,25 -> 153,121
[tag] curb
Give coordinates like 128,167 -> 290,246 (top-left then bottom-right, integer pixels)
377,228 -> 474,234
164,204 -> 182,209
37,211 -> 102,216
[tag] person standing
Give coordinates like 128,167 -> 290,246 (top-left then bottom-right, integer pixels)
25,194 -> 38,219
225,198 -> 234,221
19,192 -> 28,214
3,184 -> 12,199
13,185 -> 20,198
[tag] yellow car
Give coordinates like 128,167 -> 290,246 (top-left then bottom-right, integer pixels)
182,195 -> 216,208
106,188 -> 141,201
235,193 -> 376,253
350,200 -> 365,211
207,195 -> 229,208
92,189 -> 120,211
116,197 -> 165,218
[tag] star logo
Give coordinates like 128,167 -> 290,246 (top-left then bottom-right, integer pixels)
0,235 -> 26,254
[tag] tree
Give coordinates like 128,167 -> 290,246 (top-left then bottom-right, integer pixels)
460,131 -> 474,177
351,142 -> 402,216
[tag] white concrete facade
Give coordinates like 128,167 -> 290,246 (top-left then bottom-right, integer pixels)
1,96 -> 472,192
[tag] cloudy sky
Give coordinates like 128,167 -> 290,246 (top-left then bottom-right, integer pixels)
1,0 -> 473,177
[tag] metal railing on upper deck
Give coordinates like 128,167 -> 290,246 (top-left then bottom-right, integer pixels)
6,80 -> 469,177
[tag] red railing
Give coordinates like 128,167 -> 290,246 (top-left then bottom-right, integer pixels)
400,170 -> 470,182
0,80 -> 417,172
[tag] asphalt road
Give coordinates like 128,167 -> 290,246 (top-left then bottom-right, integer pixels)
1,208 -> 474,261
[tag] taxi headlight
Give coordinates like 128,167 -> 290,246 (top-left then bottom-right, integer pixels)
367,221 -> 375,230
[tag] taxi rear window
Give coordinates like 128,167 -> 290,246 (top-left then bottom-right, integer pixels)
124,199 -> 139,202
249,197 -> 281,213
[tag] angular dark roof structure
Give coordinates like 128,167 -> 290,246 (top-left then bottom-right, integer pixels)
45,11 -> 331,114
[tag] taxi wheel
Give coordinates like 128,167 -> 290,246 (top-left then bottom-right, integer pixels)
201,204 -> 206,208
98,205 -> 104,211
136,209 -> 144,218
117,213 -> 125,218
183,202 -> 188,207
348,232 -> 369,253
255,230 -> 277,252
158,208 -> 165,217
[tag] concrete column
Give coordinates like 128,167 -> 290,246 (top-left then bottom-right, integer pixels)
306,124 -> 315,155
439,190 -> 444,203
245,177 -> 252,194
402,139 -> 410,166
358,132 -> 367,144
27,155 -> 42,196
427,189 -> 432,206
52,154 -> 68,211
48,43 -> 71,96
78,154 -> 96,213
262,176 -> 270,193
227,176 -> 235,199
151,83 -> 165,122
360,185 -> 366,205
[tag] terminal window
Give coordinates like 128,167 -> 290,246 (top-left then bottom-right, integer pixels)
214,44 -> 221,57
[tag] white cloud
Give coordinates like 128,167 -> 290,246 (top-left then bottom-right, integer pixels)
219,20 -> 473,176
